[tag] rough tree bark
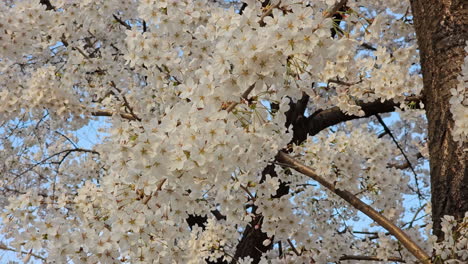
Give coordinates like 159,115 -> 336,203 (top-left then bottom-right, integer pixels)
409,0 -> 468,240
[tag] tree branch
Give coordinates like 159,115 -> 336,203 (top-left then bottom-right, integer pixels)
110,82 -> 142,121
91,110 -> 138,121
339,255 -> 406,262
55,131 -> 78,149
276,151 -> 431,264
286,239 -> 301,256
325,0 -> 348,18
113,14 -> 131,30
375,114 -> 424,199
143,178 -> 167,205
18,148 -> 99,177
0,243 -> 46,261
225,83 -> 256,112
39,0 -> 55,11
305,96 -> 421,139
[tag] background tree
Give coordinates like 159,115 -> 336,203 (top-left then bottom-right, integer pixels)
0,0 -> 466,263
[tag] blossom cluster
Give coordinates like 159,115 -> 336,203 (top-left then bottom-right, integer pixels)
432,213 -> 468,262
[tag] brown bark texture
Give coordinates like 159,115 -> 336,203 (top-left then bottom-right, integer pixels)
409,0 -> 468,239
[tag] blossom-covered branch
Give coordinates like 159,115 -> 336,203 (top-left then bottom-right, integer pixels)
276,151 -> 431,263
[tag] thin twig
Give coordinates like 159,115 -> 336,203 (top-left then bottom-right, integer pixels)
286,239 -> 301,256
113,14 -> 131,30
91,110 -> 137,121
226,83 -> 256,112
375,114 -> 424,199
18,148 -> 99,177
110,82 -> 142,121
143,178 -> 167,205
0,243 -> 46,261
361,42 -> 377,51
403,203 -> 427,229
142,20 -> 147,32
353,230 -> 379,235
339,255 -> 406,262
278,241 -> 283,258
328,78 -> 362,86
55,131 -> 78,149
73,46 -> 90,60
239,184 -> 256,201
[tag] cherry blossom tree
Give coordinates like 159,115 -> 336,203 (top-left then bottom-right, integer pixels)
0,0 -> 466,263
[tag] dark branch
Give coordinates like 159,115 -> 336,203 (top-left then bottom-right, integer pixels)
361,42 -> 378,51
91,110 -> 137,121
339,255 -> 406,262
305,96 -> 421,139
113,14 -> 132,30
110,82 -> 142,122
231,93 -> 310,263
39,0 -> 55,10
232,214 -> 273,263
375,114 -> 424,199
143,20 -> 147,32
286,93 -> 310,145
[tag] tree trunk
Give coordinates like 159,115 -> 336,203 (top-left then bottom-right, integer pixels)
409,0 -> 468,239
